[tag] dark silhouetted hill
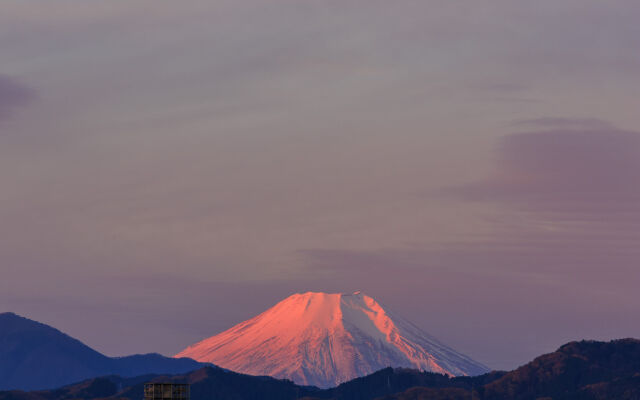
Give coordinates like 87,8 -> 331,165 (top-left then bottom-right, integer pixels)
478,338 -> 640,400
0,312 -> 206,391
0,367 -> 502,400
380,339 -> 640,400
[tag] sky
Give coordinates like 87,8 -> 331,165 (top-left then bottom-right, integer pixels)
1,0 -> 639,371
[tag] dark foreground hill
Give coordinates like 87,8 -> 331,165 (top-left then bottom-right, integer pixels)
378,338 -> 640,400
1,338 -> 639,400
0,313 -> 206,391
0,366 -> 501,400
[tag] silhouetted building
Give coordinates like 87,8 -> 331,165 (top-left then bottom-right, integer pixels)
144,383 -> 189,400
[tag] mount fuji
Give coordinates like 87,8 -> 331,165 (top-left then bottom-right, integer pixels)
175,291 -> 489,388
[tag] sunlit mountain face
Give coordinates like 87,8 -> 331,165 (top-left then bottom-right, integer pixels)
175,291 -> 488,388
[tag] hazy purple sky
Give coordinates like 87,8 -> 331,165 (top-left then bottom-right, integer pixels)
1,0 -> 639,370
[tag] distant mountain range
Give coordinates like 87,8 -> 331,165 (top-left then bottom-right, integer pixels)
2,310 -> 639,399
0,312 -> 207,391
1,339 -> 639,400
175,291 -> 488,387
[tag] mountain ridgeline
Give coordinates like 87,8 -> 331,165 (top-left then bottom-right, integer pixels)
1,308 -> 638,399
0,313 -> 207,391
1,339 -> 639,400
376,338 -> 640,400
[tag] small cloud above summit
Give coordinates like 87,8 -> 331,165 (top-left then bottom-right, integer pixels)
0,75 -> 36,120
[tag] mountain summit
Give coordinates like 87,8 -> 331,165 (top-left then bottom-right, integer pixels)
175,291 -> 488,388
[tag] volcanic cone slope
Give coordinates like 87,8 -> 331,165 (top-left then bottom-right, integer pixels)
175,291 -> 488,388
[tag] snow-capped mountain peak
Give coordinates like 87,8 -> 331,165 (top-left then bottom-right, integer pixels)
175,291 -> 488,388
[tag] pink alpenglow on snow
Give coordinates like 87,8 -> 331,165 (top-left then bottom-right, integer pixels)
175,291 -> 488,388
